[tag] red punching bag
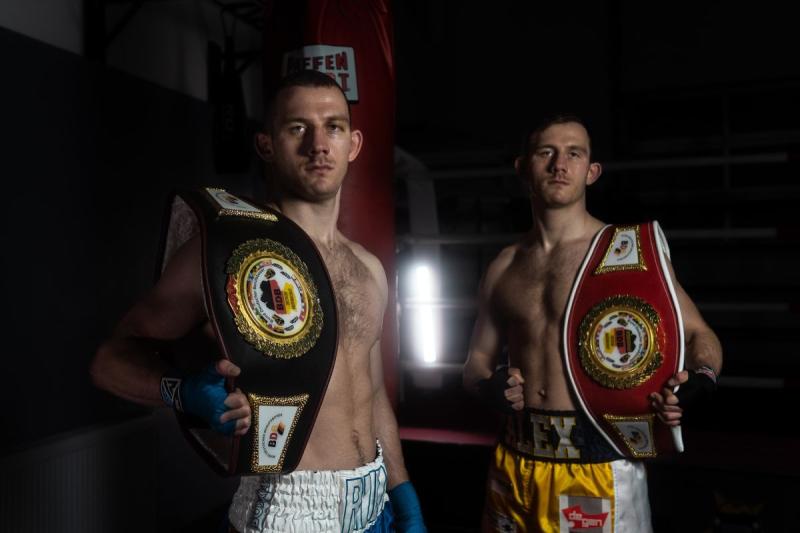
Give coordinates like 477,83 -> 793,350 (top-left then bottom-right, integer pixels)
262,1 -> 399,404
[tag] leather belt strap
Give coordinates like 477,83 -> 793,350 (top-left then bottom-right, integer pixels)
158,187 -> 338,475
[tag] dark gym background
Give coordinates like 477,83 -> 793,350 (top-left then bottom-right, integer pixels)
2,2 -> 799,532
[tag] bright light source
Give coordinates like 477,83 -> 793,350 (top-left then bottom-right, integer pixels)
409,264 -> 439,364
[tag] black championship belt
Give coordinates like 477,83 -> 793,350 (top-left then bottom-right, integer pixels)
157,187 -> 337,475
563,221 -> 684,458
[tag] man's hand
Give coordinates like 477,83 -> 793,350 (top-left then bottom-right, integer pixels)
674,366 -> 717,408
650,366 -> 718,426
161,359 -> 251,436
216,359 -> 251,437
649,371 -> 688,427
505,368 -> 525,411
477,366 -> 525,413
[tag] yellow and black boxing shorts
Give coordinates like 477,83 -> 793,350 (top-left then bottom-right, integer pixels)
483,408 -> 652,533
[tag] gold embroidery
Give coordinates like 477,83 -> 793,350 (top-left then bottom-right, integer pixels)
594,225 -> 647,274
578,295 -> 662,389
603,414 -> 657,458
226,239 -> 323,359
249,393 -> 309,473
205,187 -> 278,222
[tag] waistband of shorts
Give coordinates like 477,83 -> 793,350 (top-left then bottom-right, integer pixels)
228,440 -> 388,532
501,408 -> 622,463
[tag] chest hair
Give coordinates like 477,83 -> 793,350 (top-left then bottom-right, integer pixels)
495,243 -> 587,324
319,243 -> 382,346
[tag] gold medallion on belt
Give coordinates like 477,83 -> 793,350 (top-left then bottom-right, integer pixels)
578,295 -> 663,389
226,239 -> 323,359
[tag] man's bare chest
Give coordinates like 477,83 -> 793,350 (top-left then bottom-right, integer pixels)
494,247 -> 586,323
320,248 -> 382,344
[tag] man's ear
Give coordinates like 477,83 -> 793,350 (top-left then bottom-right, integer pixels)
586,162 -> 602,185
348,129 -> 364,162
514,156 -> 523,175
514,156 -> 533,195
255,132 -> 273,162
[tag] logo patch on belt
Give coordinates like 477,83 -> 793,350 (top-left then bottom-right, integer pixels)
249,392 -> 309,473
594,225 -> 646,274
226,239 -> 323,358
205,188 -> 278,222
579,295 -> 662,389
603,414 -> 656,457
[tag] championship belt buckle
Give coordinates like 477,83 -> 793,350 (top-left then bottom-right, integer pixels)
158,188 -> 337,475
578,295 -> 662,392
564,222 -> 684,458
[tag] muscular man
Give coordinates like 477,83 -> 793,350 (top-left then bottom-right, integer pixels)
463,115 -> 722,532
91,70 -> 425,532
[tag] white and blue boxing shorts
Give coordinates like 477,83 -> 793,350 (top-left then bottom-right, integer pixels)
229,441 -> 391,532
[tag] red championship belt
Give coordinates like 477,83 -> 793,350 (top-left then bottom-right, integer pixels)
563,221 -> 684,458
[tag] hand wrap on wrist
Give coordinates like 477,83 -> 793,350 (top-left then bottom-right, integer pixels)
388,481 -> 426,532
675,366 -> 717,408
160,365 -> 235,435
476,366 -> 515,414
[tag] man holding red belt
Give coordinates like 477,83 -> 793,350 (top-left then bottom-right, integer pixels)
463,114 -> 722,532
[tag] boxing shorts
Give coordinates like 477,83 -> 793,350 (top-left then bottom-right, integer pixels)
484,409 -> 652,533
228,441 -> 391,532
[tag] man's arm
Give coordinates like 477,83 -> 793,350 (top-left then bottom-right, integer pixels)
355,246 -> 425,531
462,272 -> 503,393
369,340 -> 426,531
463,251 -> 525,411
90,236 -> 251,436
369,338 -> 409,488
355,248 -> 409,488
650,261 -> 723,426
90,237 -> 205,403
675,272 -> 723,376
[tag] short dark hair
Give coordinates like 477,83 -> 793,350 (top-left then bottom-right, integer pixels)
521,113 -> 593,159
264,69 -> 351,129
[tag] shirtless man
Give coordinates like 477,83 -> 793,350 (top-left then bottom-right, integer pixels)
462,114 -> 722,532
91,70 -> 425,532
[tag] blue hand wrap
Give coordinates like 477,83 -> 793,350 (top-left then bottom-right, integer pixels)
388,481 -> 426,532
161,365 -> 235,436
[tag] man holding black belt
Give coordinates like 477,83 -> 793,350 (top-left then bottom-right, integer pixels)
462,114 -> 722,532
91,70 -> 425,532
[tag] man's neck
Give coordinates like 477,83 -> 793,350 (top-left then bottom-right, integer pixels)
276,194 -> 342,247
529,200 -> 601,251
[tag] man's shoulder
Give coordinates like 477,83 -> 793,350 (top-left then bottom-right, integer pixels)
155,234 -> 205,303
492,242 -> 524,268
340,237 -> 380,267
482,243 -> 523,287
162,233 -> 202,276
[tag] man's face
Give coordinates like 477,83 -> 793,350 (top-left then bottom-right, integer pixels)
258,86 -> 362,202
517,122 -> 601,208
